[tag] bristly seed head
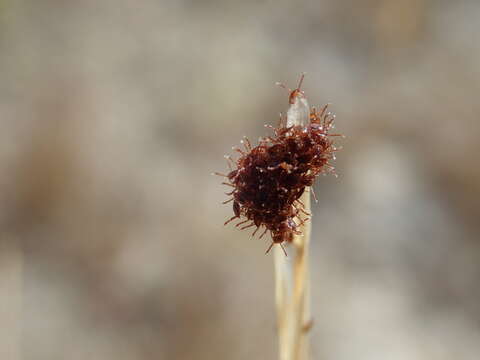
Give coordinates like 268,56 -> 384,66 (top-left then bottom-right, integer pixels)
217,74 -> 342,254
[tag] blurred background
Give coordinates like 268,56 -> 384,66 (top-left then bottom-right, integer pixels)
1,0 -> 480,359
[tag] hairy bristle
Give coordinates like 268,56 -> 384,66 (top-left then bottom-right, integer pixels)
220,102 -> 341,248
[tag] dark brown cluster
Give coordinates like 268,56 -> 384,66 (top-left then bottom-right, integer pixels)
216,77 -> 341,255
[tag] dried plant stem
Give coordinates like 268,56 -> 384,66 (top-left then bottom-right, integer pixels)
274,91 -> 312,360
274,189 -> 311,360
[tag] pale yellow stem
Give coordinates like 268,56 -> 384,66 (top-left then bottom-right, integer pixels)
274,189 -> 311,360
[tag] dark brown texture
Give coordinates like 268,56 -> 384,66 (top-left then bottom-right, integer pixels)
219,87 -> 341,253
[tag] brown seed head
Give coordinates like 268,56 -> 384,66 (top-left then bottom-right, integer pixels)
218,75 -> 342,253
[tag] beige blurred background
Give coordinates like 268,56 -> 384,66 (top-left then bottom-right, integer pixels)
1,0 -> 480,359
